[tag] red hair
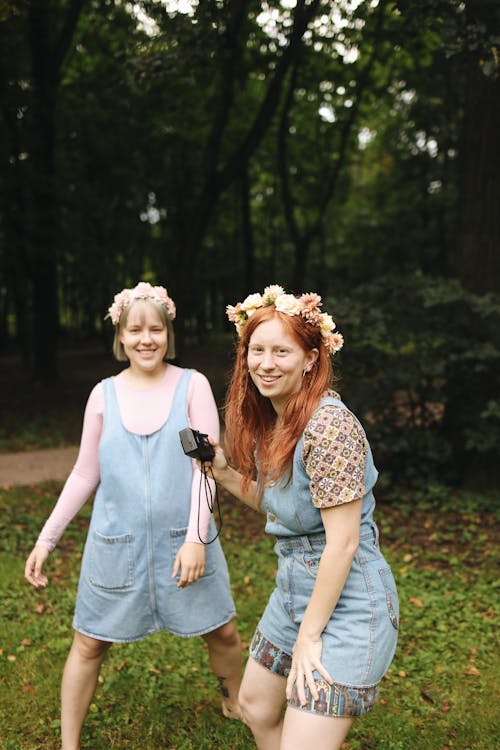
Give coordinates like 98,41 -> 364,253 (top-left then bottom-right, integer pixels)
224,305 -> 334,494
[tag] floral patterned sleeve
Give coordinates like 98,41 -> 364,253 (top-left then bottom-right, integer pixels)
303,404 -> 367,508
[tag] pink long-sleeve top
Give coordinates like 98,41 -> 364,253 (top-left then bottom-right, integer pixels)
36,365 -> 219,550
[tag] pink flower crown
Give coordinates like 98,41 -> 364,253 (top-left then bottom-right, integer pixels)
106,282 -> 176,325
226,285 -> 343,354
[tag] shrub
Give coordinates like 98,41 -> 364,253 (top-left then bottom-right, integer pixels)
332,272 -> 500,493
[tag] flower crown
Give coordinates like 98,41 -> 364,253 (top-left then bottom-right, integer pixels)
106,281 -> 176,325
226,285 -> 343,354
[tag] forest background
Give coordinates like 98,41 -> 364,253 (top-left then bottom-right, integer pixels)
1,0 -> 500,492
0,2 -> 499,748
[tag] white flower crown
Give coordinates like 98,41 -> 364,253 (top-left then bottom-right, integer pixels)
226,285 -> 343,354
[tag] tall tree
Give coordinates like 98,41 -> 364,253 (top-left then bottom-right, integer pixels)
457,0 -> 500,293
0,0 -> 88,380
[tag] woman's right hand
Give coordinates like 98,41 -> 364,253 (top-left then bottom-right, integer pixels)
198,438 -> 229,480
25,545 -> 50,588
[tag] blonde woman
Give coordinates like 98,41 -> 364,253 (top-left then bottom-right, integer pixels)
25,281 -> 242,749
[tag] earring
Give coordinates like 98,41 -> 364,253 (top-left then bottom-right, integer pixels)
302,368 -> 309,377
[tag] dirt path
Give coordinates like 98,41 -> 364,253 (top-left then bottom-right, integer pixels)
0,446 -> 79,487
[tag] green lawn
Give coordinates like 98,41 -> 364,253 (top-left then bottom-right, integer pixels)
0,483 -> 498,749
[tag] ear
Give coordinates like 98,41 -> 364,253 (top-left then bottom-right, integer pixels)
305,348 -> 319,373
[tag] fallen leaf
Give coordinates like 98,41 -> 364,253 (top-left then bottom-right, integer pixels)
148,667 -> 161,676
441,700 -> 452,713
464,664 -> 480,676
21,638 -> 32,647
409,597 -> 423,608
21,682 -> 34,693
7,655 -> 16,662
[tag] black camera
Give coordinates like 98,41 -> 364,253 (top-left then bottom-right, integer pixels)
179,428 -> 215,462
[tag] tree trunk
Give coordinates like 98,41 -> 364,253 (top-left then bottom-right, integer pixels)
457,0 -> 500,293
241,164 -> 255,292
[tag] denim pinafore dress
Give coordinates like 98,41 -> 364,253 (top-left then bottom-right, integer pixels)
250,395 -> 399,715
73,370 -> 235,642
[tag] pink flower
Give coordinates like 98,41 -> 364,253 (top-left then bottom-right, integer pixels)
107,289 -> 132,324
133,281 -> 154,298
226,304 -> 241,323
225,286 -> 343,353
299,293 -> 322,315
263,285 -> 285,304
106,282 -> 176,325
325,332 -> 344,353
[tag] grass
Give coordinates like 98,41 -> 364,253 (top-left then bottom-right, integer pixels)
1,342 -> 499,748
0,483 -> 499,750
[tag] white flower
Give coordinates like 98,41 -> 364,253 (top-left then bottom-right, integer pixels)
319,312 -> 335,335
275,294 -> 303,316
240,293 -> 264,315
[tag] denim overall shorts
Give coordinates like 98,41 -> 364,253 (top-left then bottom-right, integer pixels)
250,396 -> 399,717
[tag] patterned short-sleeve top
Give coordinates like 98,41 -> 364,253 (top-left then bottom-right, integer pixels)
302,395 -> 367,509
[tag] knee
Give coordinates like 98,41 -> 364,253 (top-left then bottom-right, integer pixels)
238,684 -> 280,731
72,633 -> 110,662
205,620 -> 241,649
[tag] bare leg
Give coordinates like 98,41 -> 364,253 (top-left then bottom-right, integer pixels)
238,657 -> 287,749
280,707 -> 353,750
60,632 -> 111,750
202,619 -> 243,719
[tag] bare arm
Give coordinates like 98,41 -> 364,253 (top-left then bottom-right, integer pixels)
286,498 -> 362,704
205,441 -> 262,513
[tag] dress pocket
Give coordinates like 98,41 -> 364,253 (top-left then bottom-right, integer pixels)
379,567 -> 399,630
89,531 -> 134,589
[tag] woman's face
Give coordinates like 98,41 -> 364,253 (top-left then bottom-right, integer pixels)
247,317 -> 318,414
119,301 -> 168,374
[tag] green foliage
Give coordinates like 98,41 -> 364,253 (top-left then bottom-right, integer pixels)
0,483 -> 498,749
334,272 -> 500,491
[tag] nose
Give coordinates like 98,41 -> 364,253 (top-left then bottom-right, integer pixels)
260,351 -> 275,370
140,328 -> 153,343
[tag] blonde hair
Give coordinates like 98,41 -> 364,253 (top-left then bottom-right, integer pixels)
112,299 -> 176,361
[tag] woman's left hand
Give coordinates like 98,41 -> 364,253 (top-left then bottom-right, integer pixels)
172,542 -> 206,588
286,635 -> 333,706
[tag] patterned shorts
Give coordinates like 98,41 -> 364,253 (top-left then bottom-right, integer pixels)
249,628 -> 379,717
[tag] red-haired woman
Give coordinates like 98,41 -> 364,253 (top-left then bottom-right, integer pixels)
208,286 -> 399,750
